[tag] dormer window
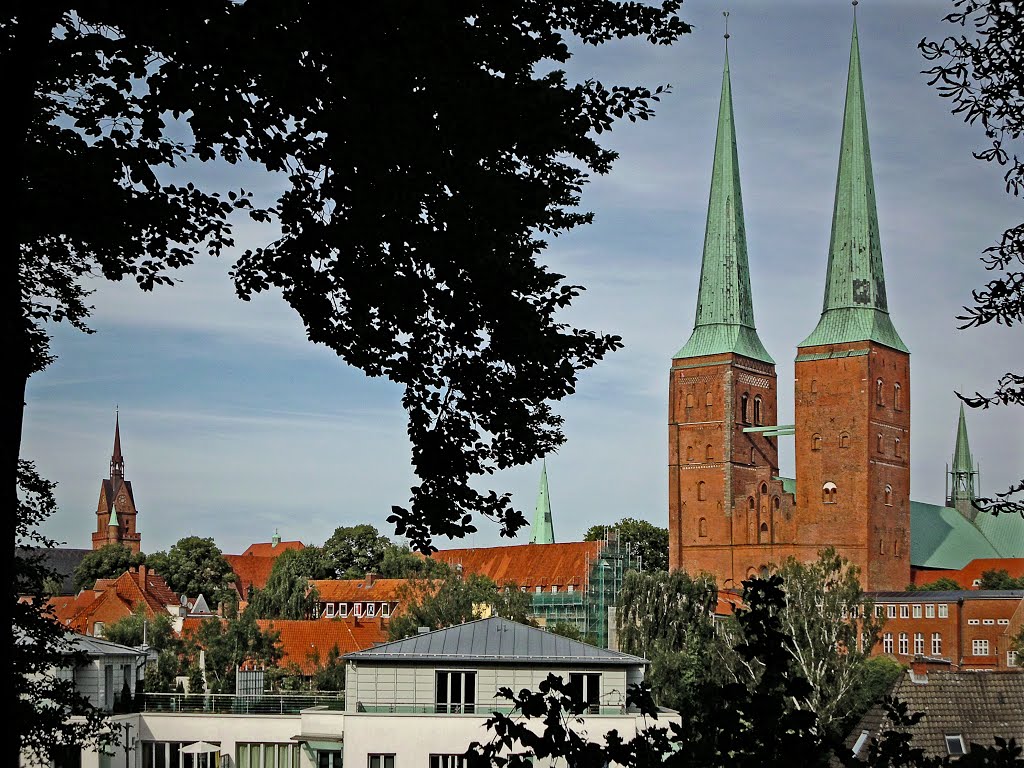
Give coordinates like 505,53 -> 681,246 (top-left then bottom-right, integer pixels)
339,603 -> 348,618
325,603 -> 336,618
354,603 -> 363,617
381,603 -> 391,618
366,603 -> 376,617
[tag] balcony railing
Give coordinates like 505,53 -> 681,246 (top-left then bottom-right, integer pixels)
138,692 -> 344,715
352,702 -> 628,716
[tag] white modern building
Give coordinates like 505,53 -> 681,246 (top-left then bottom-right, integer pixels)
32,618 -> 666,768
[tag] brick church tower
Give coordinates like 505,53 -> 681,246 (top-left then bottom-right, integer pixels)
793,18 -> 910,591
667,46 -> 795,587
92,412 -> 142,552
669,20 -> 910,591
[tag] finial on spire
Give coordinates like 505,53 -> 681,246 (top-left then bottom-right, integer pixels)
852,0 -> 858,17
723,11 -> 730,44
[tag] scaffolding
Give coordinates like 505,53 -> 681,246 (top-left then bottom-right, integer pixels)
529,531 -> 635,648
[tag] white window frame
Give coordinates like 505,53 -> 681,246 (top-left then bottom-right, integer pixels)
354,603 -> 363,617
887,605 -> 897,619
912,605 -> 922,618
899,605 -> 909,619
938,604 -> 949,618
998,618 -> 1010,625
567,584 -> 575,593
381,602 -> 391,618
338,603 -> 348,618
883,633 -> 893,654
925,604 -> 935,618
898,633 -> 909,655
913,633 -> 924,655
968,619 -> 980,626
932,633 -> 942,656
972,639 -> 989,656
945,735 -> 966,758
982,619 -> 994,625
1009,650 -> 1019,668
325,603 -> 335,618
366,603 -> 376,618
368,755 -> 395,768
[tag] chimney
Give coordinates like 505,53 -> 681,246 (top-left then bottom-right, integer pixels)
137,564 -> 148,587
909,655 -> 951,684
365,572 -> 377,586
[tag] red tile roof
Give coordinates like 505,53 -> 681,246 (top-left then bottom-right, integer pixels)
46,567 -> 182,635
256,618 -> 389,675
238,541 -> 305,557
309,578 -> 412,603
431,541 -> 604,590
911,558 -> 1024,589
224,554 -> 277,595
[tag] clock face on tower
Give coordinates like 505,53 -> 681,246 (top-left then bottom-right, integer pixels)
118,494 -> 126,506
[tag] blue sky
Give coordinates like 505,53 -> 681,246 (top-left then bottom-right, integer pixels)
22,0 -> 1023,557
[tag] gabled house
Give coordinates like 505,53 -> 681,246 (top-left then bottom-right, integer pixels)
845,666 -> 1024,762
47,566 -> 188,637
309,574 -> 410,622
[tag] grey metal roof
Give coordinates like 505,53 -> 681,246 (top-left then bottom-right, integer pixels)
344,617 -> 646,666
67,632 -> 147,658
16,547 -> 92,595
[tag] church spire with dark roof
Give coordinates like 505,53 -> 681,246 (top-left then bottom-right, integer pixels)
800,16 -> 908,353
675,42 -> 773,365
110,409 -> 124,481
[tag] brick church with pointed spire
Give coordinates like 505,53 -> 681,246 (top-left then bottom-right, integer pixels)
92,412 -> 142,553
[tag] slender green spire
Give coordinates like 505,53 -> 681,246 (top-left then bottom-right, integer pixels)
675,47 -> 773,364
952,403 -> 974,475
948,402 -> 978,520
108,502 -> 120,529
799,18 -> 908,353
529,459 -> 555,544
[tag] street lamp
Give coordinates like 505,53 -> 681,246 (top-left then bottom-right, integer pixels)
120,721 -> 134,768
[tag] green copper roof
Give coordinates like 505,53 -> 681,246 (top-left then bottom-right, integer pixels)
675,49 -> 773,365
529,460 -> 555,544
799,19 -> 908,353
108,504 -> 119,528
952,403 -> 974,475
911,500 -> 1024,569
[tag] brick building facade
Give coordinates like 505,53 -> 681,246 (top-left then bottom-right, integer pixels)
868,590 -> 1023,671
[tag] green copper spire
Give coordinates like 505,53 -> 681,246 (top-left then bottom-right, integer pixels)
108,502 -> 120,529
800,18 -> 908,352
948,402 -> 978,520
529,459 -> 555,544
675,48 -> 774,365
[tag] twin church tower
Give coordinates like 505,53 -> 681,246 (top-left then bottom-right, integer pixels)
668,19 -> 910,591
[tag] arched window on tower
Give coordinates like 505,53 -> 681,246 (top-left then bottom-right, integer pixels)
686,392 -> 695,409
876,378 -> 884,406
773,496 -> 780,512
812,433 -> 822,451
753,396 -> 762,426
741,393 -> 750,425
894,383 -> 902,411
697,481 -> 707,501
895,437 -> 902,458
885,485 -> 893,506
877,434 -> 884,454
686,446 -> 694,462
810,379 -> 818,394
840,432 -> 850,449
759,522 -> 769,544
706,391 -> 714,407
706,444 -> 713,462
698,518 -> 708,538
748,497 -> 755,511
761,482 -> 768,495
822,482 -> 838,504
750,447 -> 756,465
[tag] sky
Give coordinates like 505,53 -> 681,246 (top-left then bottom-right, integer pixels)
22,0 -> 1023,558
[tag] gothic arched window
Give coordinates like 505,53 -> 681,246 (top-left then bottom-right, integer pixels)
741,393 -> 750,425
885,484 -> 893,506
895,437 -> 902,458
812,433 -> 822,451
822,482 -> 838,504
705,444 -> 713,462
697,481 -> 707,501
686,392 -> 695,408
759,522 -> 769,544
893,383 -> 902,411
698,518 -> 708,538
840,432 -> 850,449
686,446 -> 694,462
753,396 -> 762,426
877,434 -> 884,453
706,391 -> 714,407
876,378 -> 884,406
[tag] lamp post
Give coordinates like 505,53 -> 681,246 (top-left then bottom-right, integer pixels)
120,721 -> 134,768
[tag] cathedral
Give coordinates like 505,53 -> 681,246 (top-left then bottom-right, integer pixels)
667,20 -> 1023,591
